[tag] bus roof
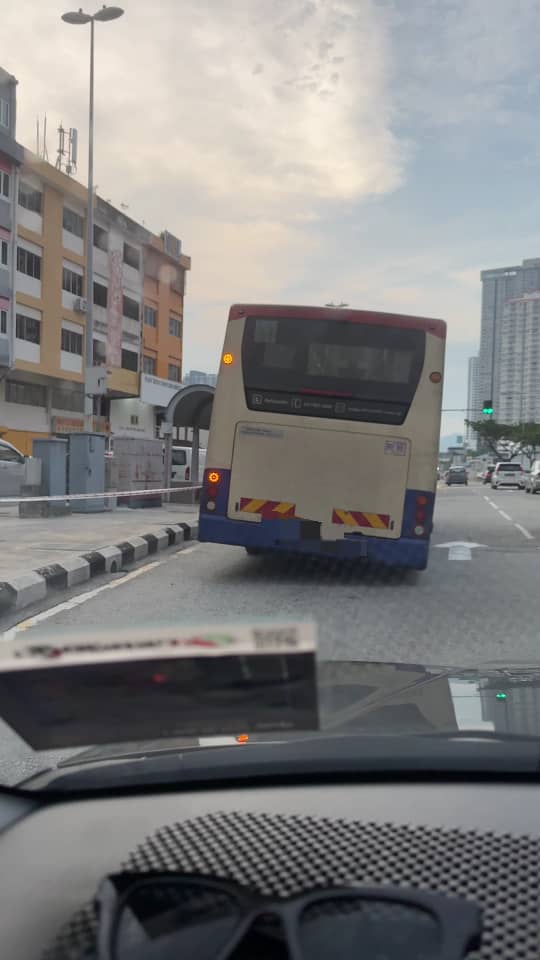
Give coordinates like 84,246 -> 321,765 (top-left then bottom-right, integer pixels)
228,303 -> 446,339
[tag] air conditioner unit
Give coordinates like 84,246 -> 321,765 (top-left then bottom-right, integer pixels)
74,298 -> 87,314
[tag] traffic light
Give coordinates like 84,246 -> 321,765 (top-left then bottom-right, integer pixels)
482,400 -> 494,415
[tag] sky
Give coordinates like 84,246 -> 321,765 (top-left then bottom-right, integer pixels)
5,0 -> 540,435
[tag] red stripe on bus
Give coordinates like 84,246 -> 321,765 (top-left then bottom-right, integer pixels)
228,304 -> 446,339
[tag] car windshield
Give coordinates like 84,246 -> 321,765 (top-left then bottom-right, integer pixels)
2,0 -> 540,794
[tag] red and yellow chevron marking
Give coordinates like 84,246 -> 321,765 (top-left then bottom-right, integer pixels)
332,508 -> 390,529
240,497 -> 296,519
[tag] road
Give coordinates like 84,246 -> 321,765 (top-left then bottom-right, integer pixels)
1,481 -> 540,783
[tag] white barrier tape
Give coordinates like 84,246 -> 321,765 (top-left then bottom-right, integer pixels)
0,485 -> 202,506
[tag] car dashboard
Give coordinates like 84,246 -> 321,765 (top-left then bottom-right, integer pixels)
0,776 -> 539,959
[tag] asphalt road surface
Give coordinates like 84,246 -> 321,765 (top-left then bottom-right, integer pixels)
1,481 -> 540,784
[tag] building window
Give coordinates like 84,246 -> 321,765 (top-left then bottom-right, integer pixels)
1,239 -> 8,267
62,266 -> 83,297
94,224 -> 108,251
17,246 -> 41,279
122,294 -> 139,322
143,354 -> 156,375
144,305 -> 157,327
0,171 -> 9,199
93,339 -> 107,365
0,98 -> 9,128
51,386 -> 84,411
0,308 -> 6,334
121,348 -> 139,372
18,181 -> 42,214
6,380 -> 47,407
61,328 -> 83,355
169,316 -> 182,338
168,363 -> 180,382
93,281 -> 108,307
16,312 -> 41,344
63,207 -> 84,238
123,242 -> 140,270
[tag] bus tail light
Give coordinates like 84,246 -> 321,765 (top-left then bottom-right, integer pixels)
201,468 -> 231,516
403,490 -> 435,539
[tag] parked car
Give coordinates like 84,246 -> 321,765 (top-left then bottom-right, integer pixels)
0,439 -> 26,498
171,445 -> 207,483
491,462 -> 523,489
445,466 -> 468,486
525,460 -> 540,494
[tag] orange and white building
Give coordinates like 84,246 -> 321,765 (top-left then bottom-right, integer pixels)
0,68 -> 190,455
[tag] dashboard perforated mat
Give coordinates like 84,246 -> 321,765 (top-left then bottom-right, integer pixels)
43,810 -> 539,959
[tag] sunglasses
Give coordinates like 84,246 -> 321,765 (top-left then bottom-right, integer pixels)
95,871 -> 482,960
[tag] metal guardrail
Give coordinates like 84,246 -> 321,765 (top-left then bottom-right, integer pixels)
0,485 -> 202,505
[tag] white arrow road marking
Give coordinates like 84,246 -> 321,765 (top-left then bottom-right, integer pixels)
435,542 -> 487,561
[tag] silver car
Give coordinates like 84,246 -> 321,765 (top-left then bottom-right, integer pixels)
0,439 -> 26,497
525,460 -> 540,494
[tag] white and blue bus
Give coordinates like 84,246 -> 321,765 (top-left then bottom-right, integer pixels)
199,303 -> 446,570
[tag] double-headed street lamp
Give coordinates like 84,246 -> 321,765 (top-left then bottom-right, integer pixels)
61,5 -> 124,430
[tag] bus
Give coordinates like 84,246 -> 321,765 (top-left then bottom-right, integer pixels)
199,303 -> 446,570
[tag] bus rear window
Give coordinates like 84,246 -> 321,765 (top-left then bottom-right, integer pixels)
242,315 -> 426,424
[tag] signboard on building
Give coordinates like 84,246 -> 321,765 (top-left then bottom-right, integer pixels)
140,373 -> 181,408
52,416 -> 108,434
107,249 -> 123,368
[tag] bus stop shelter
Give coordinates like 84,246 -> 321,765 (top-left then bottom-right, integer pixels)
163,384 -> 215,494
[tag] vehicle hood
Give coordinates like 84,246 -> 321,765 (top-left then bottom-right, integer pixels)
54,658 -> 540,768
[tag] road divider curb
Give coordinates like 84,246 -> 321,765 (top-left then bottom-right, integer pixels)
0,520 -> 199,619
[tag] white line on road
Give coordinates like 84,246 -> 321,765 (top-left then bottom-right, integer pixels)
173,545 -> 200,557
488,501 -> 499,510
7,561 -> 163,635
483,495 -> 491,502
514,523 -> 535,541
499,511 -> 512,521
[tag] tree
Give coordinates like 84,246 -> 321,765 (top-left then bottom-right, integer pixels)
465,420 -> 540,466
465,420 -> 518,461
512,422 -> 540,467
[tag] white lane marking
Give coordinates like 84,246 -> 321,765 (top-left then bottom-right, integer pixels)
499,511 -> 512,521
483,495 -> 491,502
488,501 -> 499,510
514,523 -> 535,541
173,545 -> 200,557
9,561 -> 163,634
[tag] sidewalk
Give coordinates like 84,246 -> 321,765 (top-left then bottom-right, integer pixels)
0,503 -> 199,616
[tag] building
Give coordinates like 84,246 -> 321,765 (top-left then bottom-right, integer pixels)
465,356 -> 481,447
479,257 -> 540,419
0,67 -> 24,377
0,67 -> 190,453
497,292 -> 540,424
182,369 -> 217,387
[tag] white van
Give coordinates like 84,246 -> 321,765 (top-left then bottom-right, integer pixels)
171,446 -> 206,483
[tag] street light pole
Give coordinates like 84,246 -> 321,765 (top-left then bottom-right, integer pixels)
86,15 -> 95,431
61,5 -> 124,431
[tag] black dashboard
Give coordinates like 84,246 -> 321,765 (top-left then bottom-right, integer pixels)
1,778 -> 539,959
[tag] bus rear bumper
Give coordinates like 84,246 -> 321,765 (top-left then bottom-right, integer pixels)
198,515 -> 429,570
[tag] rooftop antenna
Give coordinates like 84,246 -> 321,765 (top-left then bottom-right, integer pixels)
56,123 -> 78,175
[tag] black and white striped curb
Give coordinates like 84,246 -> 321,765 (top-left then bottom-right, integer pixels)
0,520 -> 198,617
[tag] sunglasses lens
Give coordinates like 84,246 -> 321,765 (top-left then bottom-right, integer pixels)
113,880 -> 241,960
299,896 -> 441,960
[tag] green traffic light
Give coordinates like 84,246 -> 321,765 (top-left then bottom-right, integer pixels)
495,692 -> 507,700
483,405 -> 494,415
